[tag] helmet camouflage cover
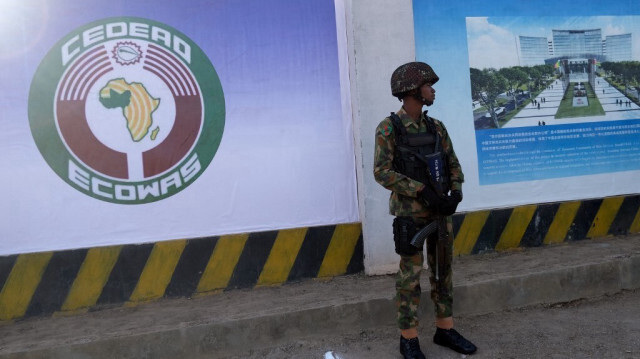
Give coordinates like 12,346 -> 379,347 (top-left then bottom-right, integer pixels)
390,62 -> 439,99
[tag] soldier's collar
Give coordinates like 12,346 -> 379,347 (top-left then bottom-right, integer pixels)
397,107 -> 423,128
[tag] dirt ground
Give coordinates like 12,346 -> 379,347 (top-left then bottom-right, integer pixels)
222,289 -> 640,359
0,236 -> 638,359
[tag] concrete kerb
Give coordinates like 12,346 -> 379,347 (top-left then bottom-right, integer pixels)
1,236 -> 639,359
453,259 -> 636,318
621,255 -> 640,289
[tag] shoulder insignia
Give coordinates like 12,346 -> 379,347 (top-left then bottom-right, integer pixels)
380,123 -> 393,136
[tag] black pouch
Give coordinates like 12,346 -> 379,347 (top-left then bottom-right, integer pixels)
392,217 -> 420,256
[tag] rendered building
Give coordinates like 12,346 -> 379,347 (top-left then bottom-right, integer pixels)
519,28 -> 632,66
605,33 -> 633,62
518,36 -> 550,66
552,29 -> 603,58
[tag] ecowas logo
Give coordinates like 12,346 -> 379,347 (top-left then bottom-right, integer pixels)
29,17 -> 225,204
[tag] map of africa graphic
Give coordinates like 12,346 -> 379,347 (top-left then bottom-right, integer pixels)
99,78 -> 160,141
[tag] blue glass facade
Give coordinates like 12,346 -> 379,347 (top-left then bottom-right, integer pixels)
520,29 -> 632,65
605,34 -> 632,62
552,29 -> 603,58
519,36 -> 549,66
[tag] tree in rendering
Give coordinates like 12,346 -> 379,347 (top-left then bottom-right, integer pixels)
470,67 -> 508,128
499,67 -> 528,110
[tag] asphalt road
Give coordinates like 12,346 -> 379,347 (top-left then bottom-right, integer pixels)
221,289 -> 640,359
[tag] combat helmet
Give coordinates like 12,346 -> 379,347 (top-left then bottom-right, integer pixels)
390,62 -> 439,100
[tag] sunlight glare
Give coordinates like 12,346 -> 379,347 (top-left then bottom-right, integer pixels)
0,0 -> 49,59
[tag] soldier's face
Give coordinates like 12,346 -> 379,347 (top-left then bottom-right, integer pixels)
420,83 -> 435,106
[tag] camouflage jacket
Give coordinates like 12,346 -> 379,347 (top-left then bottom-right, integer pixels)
373,107 -> 464,218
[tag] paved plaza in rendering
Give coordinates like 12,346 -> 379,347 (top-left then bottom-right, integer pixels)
503,77 -> 640,128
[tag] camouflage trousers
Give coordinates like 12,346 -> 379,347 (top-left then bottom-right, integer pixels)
395,217 -> 453,330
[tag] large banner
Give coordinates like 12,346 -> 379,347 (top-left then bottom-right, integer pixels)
413,0 -> 640,211
0,0 -> 357,255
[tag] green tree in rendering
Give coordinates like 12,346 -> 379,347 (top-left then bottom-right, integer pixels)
602,61 -> 640,96
470,67 -> 508,128
499,67 -> 528,110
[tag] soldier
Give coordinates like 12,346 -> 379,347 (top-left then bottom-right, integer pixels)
374,62 -> 477,358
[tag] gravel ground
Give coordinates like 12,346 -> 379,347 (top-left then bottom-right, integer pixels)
1,237 -> 637,359
221,289 -> 640,359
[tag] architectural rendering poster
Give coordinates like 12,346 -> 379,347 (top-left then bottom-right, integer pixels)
414,0 -> 640,210
0,0 -> 357,255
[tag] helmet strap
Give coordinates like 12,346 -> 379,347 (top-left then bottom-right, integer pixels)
404,87 -> 426,105
412,92 -> 428,106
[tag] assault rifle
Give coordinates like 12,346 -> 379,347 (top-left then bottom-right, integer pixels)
409,220 -> 438,248
410,216 -> 448,281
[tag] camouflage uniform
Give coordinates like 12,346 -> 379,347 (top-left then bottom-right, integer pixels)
374,107 -> 464,330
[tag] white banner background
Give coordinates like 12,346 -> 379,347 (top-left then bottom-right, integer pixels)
0,0 -> 357,255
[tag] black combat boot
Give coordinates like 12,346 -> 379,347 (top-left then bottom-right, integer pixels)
433,327 -> 477,354
399,336 -> 426,359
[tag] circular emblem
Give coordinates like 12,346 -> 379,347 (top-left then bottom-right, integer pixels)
29,17 -> 225,204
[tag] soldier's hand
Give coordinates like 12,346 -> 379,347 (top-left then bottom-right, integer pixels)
438,190 -> 462,216
419,185 -> 442,208
451,190 -> 462,203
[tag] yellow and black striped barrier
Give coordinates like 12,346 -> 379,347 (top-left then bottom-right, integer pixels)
1,194 -> 639,322
453,195 -> 640,255
452,195 -> 640,255
0,223 -> 363,321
